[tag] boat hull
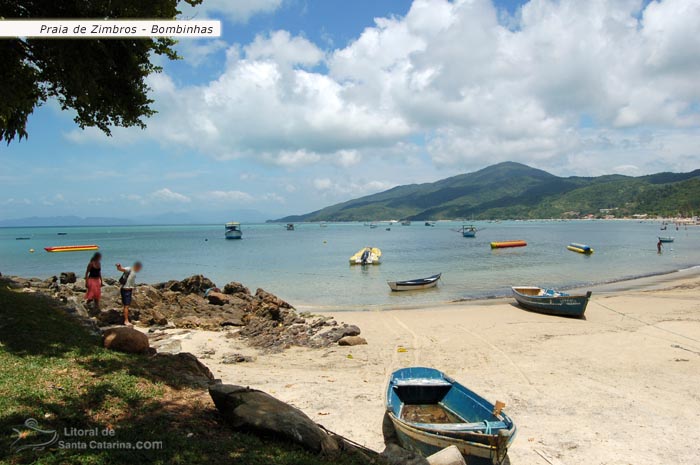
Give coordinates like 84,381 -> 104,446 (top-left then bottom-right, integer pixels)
462,231 -> 476,238
512,287 -> 591,317
225,231 -> 242,240
658,237 -> 674,243
388,274 -> 441,291
386,367 -> 516,465
45,245 -> 99,253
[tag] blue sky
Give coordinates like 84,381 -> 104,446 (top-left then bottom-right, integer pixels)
1,0 -> 699,221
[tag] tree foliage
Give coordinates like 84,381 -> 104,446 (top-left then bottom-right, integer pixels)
0,0 -> 202,143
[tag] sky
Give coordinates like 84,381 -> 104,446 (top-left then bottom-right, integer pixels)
1,0 -> 699,221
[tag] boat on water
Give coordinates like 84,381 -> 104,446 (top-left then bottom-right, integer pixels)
658,236 -> 674,243
57,232 -> 68,236
461,225 -> 477,238
15,237 -> 31,240
425,221 -> 435,227
225,222 -> 242,240
369,223 -> 378,229
386,367 -> 517,464
490,240 -> 526,249
511,286 -> 591,318
44,245 -> 99,253
286,223 -> 295,231
349,247 -> 381,265
388,273 -> 441,291
320,222 -> 328,228
567,242 -> 594,254
401,220 -> 411,226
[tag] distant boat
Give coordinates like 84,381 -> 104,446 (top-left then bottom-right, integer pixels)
658,236 -> 674,243
386,227 -> 391,231
225,222 -> 242,240
461,225 -> 477,238
424,221 -> 435,227
320,222 -> 328,228
349,247 -> 381,265
388,273 -> 441,291
15,237 -> 31,240
511,286 -> 591,318
286,223 -> 295,231
401,220 -> 411,226
567,242 -> 594,254
369,223 -> 378,229
660,225 -> 667,230
57,232 -> 68,236
386,367 -> 517,464
45,245 -> 99,253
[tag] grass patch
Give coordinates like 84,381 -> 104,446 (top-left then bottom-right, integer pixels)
0,284 -> 371,465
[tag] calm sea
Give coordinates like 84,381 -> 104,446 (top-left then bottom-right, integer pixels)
1,221 -> 697,310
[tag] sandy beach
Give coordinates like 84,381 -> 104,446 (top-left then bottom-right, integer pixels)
175,272 -> 700,465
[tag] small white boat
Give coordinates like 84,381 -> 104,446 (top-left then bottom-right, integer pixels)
658,236 -> 674,243
225,222 -> 242,239
388,273 -> 441,291
401,220 -> 411,226
350,247 -> 381,265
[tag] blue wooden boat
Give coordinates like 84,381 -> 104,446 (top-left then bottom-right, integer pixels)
658,236 -> 674,243
511,286 -> 591,318
386,367 -> 516,464
461,225 -> 477,238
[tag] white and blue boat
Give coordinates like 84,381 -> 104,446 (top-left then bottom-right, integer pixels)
386,367 -> 516,464
461,225 -> 477,238
225,222 -> 242,240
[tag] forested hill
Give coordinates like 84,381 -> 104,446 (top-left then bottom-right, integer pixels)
277,162 -> 700,221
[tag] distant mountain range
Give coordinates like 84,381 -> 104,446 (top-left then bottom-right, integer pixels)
0,209 -> 276,227
278,162 -> 700,221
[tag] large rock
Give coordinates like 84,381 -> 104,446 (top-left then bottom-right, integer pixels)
156,352 -> 214,386
59,272 -> 76,284
317,325 -> 361,343
255,288 -> 291,309
223,281 -> 250,295
210,384 -> 339,454
156,275 -> 215,296
103,327 -> 150,353
207,291 -> 231,306
338,336 -> 367,346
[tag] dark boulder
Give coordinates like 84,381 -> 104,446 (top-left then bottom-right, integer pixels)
103,327 -> 150,353
223,281 -> 250,295
59,272 -> 77,284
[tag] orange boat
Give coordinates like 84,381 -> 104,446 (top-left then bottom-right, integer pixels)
490,240 -> 527,249
44,245 -> 99,253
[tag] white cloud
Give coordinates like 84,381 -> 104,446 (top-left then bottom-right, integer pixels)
65,0 -> 700,178
152,188 -> 191,203
205,190 -> 254,202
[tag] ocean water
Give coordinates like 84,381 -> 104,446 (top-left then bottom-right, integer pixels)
1,221 -> 697,310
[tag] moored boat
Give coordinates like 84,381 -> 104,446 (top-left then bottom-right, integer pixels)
44,245 -> 99,253
401,220 -> 411,226
658,236 -> 674,243
490,240 -> 526,249
286,223 -> 295,231
225,222 -> 242,240
511,286 -> 591,318
386,367 -> 516,464
349,247 -> 381,265
567,242 -> 593,254
424,221 -> 435,227
388,273 -> 441,291
461,225 -> 477,238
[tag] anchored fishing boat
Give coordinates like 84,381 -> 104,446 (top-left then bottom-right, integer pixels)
658,236 -> 674,243
44,245 -> 99,253
511,286 -> 591,318
401,220 -> 411,226
349,247 -> 381,265
286,223 -> 295,231
225,222 -> 242,240
567,242 -> 594,254
461,225 -> 477,238
386,367 -> 517,464
388,273 -> 441,291
425,221 -> 435,227
490,240 -> 526,249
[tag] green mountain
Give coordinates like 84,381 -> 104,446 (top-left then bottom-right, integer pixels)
279,162 -> 700,221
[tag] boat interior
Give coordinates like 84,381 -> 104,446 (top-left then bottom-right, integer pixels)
513,287 -> 568,297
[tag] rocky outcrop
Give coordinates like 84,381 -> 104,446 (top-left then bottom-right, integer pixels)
210,384 -> 340,454
5,274 -> 364,353
103,327 -> 150,353
59,272 -> 77,284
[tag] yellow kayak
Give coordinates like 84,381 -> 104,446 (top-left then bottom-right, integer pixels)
349,247 -> 382,265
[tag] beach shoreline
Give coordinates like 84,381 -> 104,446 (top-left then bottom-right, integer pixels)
174,269 -> 700,465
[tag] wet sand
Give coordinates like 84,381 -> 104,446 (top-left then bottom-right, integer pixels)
180,273 -> 700,465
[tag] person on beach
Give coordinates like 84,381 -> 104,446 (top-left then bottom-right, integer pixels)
116,261 -> 142,326
84,252 -> 102,309
657,239 -> 663,253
